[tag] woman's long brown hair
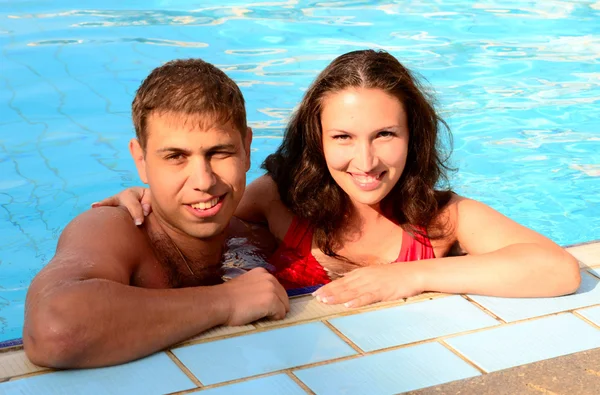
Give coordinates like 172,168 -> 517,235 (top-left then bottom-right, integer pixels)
263,50 -> 454,260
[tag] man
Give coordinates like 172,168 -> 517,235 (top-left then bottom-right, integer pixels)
23,59 -> 290,369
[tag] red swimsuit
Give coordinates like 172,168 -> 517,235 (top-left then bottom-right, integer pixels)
268,216 -> 435,290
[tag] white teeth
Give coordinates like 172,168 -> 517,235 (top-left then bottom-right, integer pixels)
191,197 -> 219,210
352,174 -> 381,183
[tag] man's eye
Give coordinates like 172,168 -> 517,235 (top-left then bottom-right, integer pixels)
165,154 -> 184,161
211,151 -> 234,159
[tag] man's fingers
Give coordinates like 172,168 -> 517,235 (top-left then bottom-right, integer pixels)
271,278 -> 290,313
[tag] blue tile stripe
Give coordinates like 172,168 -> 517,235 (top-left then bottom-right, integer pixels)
172,322 -> 357,385
445,313 -> 600,373
0,337 -> 23,350
197,374 -> 307,395
469,272 -> 600,322
329,295 -> 499,352
295,342 -> 481,395
0,352 -> 196,395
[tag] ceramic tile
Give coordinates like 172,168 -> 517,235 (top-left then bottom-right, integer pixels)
172,322 -> 356,385
0,352 -> 196,394
295,342 -> 480,395
445,313 -> 600,372
255,295 -> 348,329
193,374 -> 306,395
0,350 -> 48,381
329,295 -> 498,352
181,324 -> 255,345
577,305 -> 600,327
469,272 -> 600,322
567,242 -> 600,268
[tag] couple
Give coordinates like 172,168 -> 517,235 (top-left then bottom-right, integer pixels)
23,50 -> 581,369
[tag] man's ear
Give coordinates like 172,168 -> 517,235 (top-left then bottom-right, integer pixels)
129,138 -> 149,184
244,127 -> 253,171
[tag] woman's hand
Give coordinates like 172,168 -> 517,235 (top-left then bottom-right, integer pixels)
91,187 -> 152,225
312,263 -> 426,308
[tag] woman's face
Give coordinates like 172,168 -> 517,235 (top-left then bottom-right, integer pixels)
321,87 -> 409,209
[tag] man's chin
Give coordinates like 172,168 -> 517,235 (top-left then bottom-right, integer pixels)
185,224 -> 228,240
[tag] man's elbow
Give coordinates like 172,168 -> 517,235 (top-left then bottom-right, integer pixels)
23,312 -> 87,369
558,252 -> 581,295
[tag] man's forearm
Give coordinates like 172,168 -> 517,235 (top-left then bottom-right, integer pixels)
24,279 -> 229,368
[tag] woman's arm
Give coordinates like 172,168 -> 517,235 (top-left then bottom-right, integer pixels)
419,195 -> 581,297
235,175 -> 294,242
313,195 -> 581,307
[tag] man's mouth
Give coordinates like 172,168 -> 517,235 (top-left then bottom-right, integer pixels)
185,195 -> 225,218
190,197 -> 220,211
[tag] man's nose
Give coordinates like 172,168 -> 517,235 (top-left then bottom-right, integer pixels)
190,159 -> 217,191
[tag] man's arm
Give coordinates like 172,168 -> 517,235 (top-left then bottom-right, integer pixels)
23,207 -> 289,368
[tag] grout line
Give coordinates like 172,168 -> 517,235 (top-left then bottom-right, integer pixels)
439,339 -> 487,375
586,269 -> 600,280
286,371 -> 316,394
166,351 -> 203,388
564,239 -> 600,248
167,371 -> 292,394
461,294 -> 506,323
165,387 -> 201,395
322,321 -> 365,355
572,311 -> 600,330
6,369 -> 52,382
0,345 -> 24,354
174,326 -> 257,348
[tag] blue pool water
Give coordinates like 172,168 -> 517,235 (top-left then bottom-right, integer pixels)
0,1 -> 599,343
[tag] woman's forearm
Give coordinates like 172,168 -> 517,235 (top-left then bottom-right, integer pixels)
419,243 -> 581,297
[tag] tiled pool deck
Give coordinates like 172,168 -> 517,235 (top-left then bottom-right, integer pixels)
1,241 -> 599,395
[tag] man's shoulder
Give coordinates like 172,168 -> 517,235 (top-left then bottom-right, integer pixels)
58,206 -> 148,255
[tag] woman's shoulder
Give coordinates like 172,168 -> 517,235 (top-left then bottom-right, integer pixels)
427,192 -> 464,256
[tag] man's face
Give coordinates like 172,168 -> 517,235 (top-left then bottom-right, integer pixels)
130,112 -> 251,239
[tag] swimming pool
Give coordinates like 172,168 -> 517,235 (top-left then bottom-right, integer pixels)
0,1 -> 598,344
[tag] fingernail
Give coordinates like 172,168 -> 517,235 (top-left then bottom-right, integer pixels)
135,218 -> 143,226
91,202 -> 100,208
142,204 -> 150,216
321,297 -> 328,304
344,302 -> 352,308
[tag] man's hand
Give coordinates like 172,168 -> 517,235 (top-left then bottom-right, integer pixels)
92,187 -> 152,226
312,263 -> 426,308
219,268 -> 290,326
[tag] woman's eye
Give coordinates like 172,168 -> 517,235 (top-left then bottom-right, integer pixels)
332,134 -> 350,140
378,131 -> 395,138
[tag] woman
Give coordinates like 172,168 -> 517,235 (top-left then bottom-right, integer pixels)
96,50 -> 580,307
